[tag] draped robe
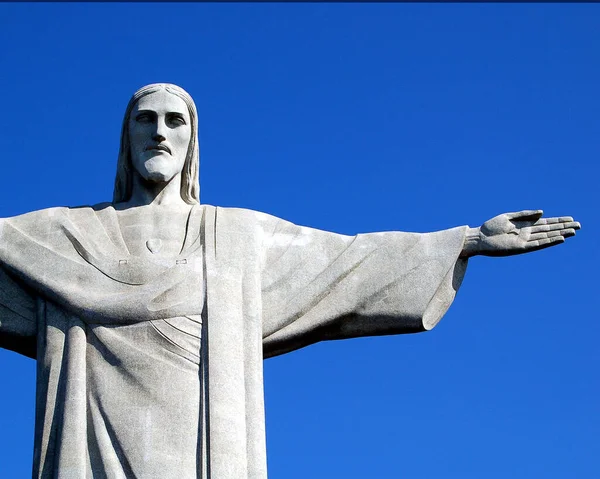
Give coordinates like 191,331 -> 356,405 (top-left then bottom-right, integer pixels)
0,203 -> 468,478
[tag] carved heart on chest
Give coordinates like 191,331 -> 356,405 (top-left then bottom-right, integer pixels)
145,239 -> 163,254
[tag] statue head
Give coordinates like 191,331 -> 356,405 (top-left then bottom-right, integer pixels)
113,83 -> 200,204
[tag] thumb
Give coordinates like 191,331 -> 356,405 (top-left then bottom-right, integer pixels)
506,210 -> 543,222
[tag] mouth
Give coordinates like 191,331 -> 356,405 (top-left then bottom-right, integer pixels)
146,144 -> 171,154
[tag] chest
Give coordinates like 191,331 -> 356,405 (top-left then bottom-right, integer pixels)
117,208 -> 192,258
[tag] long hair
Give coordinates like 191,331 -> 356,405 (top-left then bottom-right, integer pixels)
113,83 -> 200,204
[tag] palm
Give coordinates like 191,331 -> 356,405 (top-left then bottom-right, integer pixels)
478,210 -> 580,257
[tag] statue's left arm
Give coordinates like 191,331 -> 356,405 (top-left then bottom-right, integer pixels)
260,214 -> 469,358
259,210 -> 579,358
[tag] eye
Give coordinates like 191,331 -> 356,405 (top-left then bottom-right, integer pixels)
168,114 -> 187,126
135,113 -> 152,123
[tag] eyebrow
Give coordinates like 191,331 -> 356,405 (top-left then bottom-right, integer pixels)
135,109 -> 188,116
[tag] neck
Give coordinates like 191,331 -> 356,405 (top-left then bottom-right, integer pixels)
125,173 -> 188,207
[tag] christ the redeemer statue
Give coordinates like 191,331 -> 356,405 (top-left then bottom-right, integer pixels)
0,84 -> 580,479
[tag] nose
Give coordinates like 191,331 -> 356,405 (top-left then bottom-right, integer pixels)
152,117 -> 168,142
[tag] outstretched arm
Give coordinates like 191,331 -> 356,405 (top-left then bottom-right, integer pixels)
0,266 -> 37,358
461,210 -> 580,258
258,210 -> 468,357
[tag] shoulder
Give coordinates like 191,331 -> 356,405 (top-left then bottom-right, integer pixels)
2,202 -> 113,230
3,205 -> 70,226
211,205 -> 292,230
205,206 -> 311,245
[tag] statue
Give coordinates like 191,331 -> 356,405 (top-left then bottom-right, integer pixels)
0,83 -> 580,478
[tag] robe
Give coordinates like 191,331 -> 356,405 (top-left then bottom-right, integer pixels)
0,203 -> 468,478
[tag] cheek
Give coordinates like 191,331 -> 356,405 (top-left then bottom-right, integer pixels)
173,128 -> 192,149
129,126 -> 146,153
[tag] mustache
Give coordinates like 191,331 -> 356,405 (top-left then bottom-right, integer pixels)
145,143 -> 172,154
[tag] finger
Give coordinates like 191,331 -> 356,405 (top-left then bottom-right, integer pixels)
526,235 -> 565,252
534,216 -> 574,225
506,210 -> 543,221
560,228 -> 577,238
529,229 -> 576,241
530,221 -> 580,233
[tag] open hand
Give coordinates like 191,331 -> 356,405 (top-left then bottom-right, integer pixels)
464,210 -> 580,257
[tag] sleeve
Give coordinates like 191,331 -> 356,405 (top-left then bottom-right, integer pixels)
260,215 -> 468,358
0,265 -> 37,359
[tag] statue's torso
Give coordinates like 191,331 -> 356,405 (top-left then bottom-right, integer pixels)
115,204 -> 194,258
31,204 -> 206,478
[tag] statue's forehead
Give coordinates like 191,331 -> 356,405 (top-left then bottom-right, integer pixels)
133,90 -> 189,115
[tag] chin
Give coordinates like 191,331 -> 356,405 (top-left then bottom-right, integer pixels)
139,159 -> 177,184
143,170 -> 176,184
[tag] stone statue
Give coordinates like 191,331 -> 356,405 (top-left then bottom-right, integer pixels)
0,83 -> 580,479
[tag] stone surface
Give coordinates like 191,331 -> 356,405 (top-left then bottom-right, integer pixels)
0,83 -> 580,478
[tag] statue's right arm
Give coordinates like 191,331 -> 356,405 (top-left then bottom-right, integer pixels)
0,266 -> 37,359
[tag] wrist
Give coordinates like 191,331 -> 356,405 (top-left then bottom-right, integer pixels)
460,227 -> 481,258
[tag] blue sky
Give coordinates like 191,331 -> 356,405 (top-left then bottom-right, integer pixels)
0,3 -> 597,478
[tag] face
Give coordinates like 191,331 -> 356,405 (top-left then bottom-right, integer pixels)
128,90 -> 192,184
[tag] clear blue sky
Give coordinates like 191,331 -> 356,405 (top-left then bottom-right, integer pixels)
0,3 -> 597,478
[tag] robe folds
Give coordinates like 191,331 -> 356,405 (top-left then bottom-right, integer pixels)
0,203 -> 468,478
